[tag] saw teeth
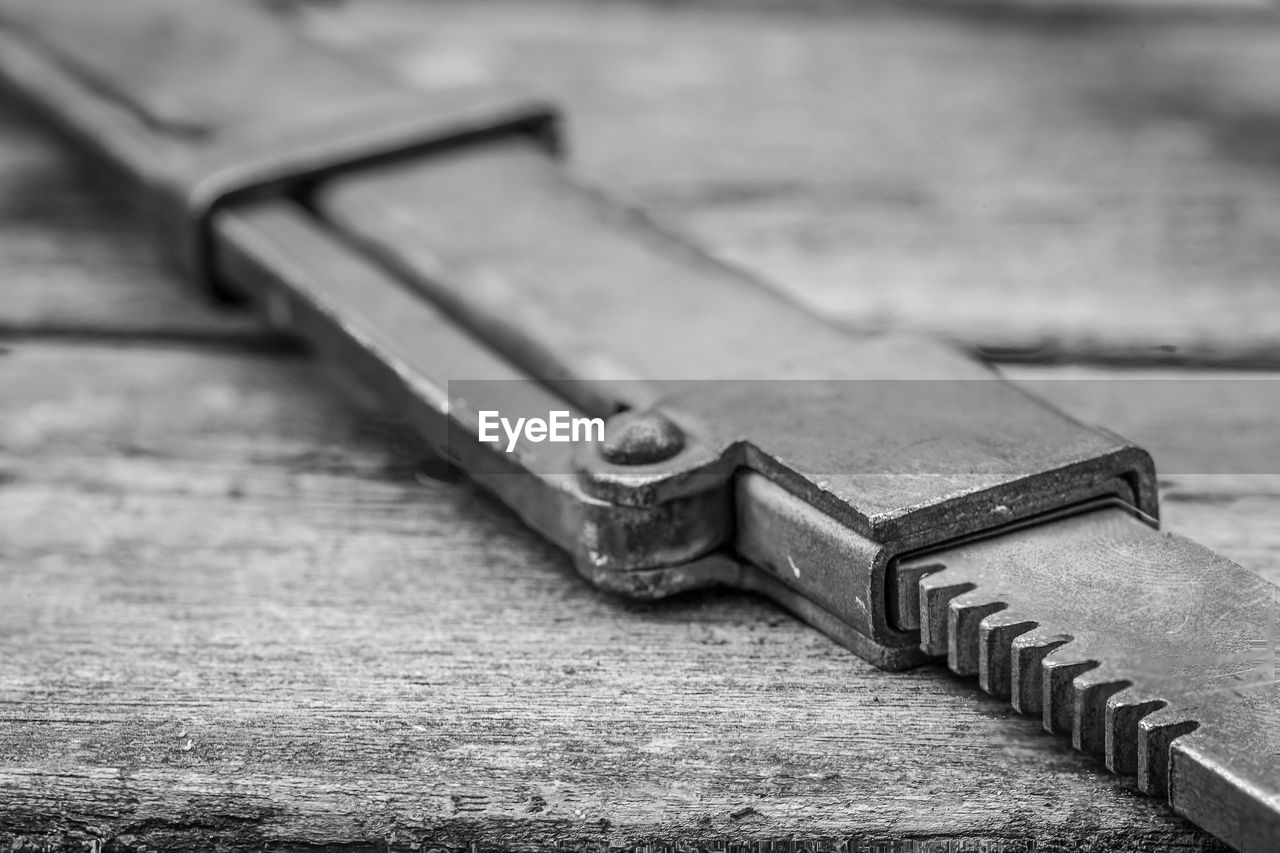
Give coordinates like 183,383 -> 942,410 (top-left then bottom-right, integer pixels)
893,561 -> 944,631
896,513 -> 1261,829
1071,670 -> 1131,755
947,593 -> 1007,677
977,609 -> 1039,697
1105,689 -> 1168,776
909,572 -> 1208,791
1041,647 -> 1098,735
1009,629 -> 1072,716
918,574 -> 975,657
1137,707 -> 1201,798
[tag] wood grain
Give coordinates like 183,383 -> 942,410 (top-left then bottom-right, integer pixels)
300,0 -> 1280,365
0,100 -> 262,343
6,0 -> 1280,360
2,341 -> 1268,852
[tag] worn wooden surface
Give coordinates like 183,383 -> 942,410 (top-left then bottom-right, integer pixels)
3,1 -> 1280,850
306,0 -> 1280,366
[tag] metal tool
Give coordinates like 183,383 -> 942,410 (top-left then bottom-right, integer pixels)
0,1 -> 1274,849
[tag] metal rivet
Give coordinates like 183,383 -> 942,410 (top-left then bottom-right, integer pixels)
600,411 -> 684,466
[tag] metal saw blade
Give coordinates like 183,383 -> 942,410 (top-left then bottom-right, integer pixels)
895,506 -> 1280,852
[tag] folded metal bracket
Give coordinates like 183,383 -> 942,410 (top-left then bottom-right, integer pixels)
0,0 -> 557,296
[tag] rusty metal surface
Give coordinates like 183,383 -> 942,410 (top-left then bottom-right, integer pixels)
0,0 -> 555,290
315,140 -> 1158,638
737,481 -> 1146,670
0,0 -> 1161,587
897,507 -> 1280,851
212,198 -> 730,585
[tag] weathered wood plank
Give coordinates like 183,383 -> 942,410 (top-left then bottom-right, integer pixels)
1,340 -> 1273,850
0,101 -> 262,343
5,0 -> 1280,364
305,0 -> 1280,365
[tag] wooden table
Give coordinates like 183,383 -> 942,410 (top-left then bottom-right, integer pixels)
3,1 -> 1278,849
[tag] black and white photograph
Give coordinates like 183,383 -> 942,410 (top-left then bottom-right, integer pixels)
0,0 -> 1277,850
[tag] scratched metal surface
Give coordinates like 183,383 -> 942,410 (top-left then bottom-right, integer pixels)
901,508 -> 1280,850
